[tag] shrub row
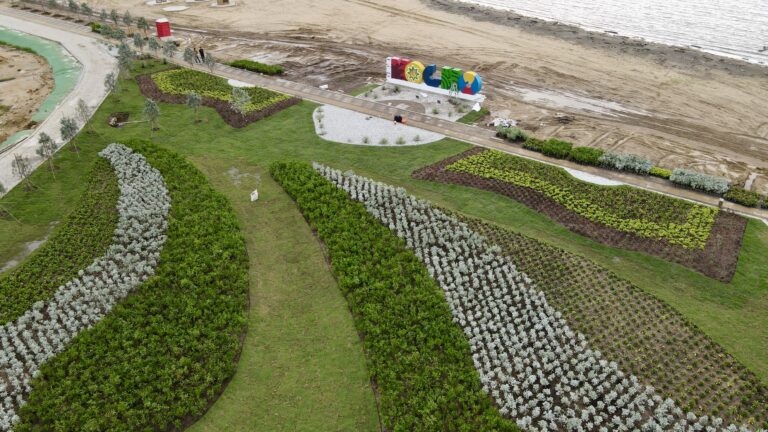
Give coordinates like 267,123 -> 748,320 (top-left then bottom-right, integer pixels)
270,161 -> 517,431
724,187 -> 764,208
599,151 -> 653,174
447,150 -> 717,249
17,140 -> 249,431
569,146 -> 604,166
0,158 -> 119,324
495,126 -> 528,142
650,166 -> 672,179
228,59 -> 284,75
670,168 -> 730,195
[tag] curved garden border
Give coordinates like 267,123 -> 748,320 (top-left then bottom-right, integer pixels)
413,148 -> 747,282
136,71 -> 301,128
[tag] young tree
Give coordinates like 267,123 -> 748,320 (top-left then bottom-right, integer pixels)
162,41 -> 177,60
99,8 -> 108,22
183,46 -> 195,65
137,17 -> 149,37
147,37 -> 160,55
111,27 -> 126,41
117,42 -> 134,75
132,33 -> 145,51
186,92 -> 202,123
11,154 -> 34,191
67,0 -> 79,16
204,52 -> 216,73
143,98 -> 160,136
109,8 -> 118,26
104,71 -> 117,95
35,132 -> 58,178
75,98 -> 93,133
46,0 -> 57,11
122,10 -> 133,27
60,116 -> 79,154
80,3 -> 92,18
231,87 -> 251,118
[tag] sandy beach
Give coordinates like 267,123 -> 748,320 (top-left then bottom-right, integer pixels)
82,0 -> 768,193
0,44 -> 53,144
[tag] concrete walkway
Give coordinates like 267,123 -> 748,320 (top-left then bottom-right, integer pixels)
2,5 -> 766,224
0,8 -> 117,193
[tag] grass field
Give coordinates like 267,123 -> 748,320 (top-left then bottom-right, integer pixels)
1,60 -> 766,428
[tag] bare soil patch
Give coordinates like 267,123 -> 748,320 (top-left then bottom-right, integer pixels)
413,148 -> 747,281
0,45 -> 53,145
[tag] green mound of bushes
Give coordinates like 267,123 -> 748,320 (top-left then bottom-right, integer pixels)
228,59 -> 284,75
0,158 -> 119,324
271,161 -> 517,432
18,140 -> 249,431
724,187 -> 763,208
541,139 -> 573,159
650,166 -> 672,179
569,146 -> 604,166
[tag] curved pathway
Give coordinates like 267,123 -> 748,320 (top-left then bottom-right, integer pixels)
0,10 -> 116,193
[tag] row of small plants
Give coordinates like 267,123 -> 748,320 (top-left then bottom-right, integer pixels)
270,161 -> 517,431
15,141 -> 249,431
151,68 -> 291,113
228,59 -> 284,75
1,144 -> 171,429
0,158 -> 119,324
312,163 -> 757,431
498,127 -> 767,206
465,217 -> 768,429
447,149 -> 717,249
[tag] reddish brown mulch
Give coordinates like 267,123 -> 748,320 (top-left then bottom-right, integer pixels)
135,73 -> 301,128
413,148 -> 747,282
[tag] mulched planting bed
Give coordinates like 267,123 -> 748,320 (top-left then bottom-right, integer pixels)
136,72 -> 300,128
464,216 -> 768,428
413,148 -> 747,282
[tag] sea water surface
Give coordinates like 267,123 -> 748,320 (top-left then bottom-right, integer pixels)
459,0 -> 768,65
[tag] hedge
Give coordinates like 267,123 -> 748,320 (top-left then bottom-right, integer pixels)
724,187 -> 762,208
271,161 -> 517,431
569,146 -> 604,166
228,59 -> 284,75
650,166 -> 672,179
0,158 -> 119,324
670,168 -> 730,195
523,137 -> 545,152
18,140 -> 249,431
495,126 -> 529,142
599,152 -> 653,175
541,139 -> 573,159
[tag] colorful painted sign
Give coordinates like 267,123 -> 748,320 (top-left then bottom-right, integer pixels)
386,57 -> 483,96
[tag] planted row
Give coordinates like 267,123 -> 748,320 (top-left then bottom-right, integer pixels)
271,161 -> 517,431
16,140 -> 249,431
0,159 -> 119,324
0,144 -> 170,430
446,150 -> 717,249
315,163 -> 762,432
228,59 -> 284,75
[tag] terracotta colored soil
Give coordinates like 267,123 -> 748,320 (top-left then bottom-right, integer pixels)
413,148 -> 747,282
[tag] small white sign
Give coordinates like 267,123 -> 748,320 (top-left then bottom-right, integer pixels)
250,189 -> 259,202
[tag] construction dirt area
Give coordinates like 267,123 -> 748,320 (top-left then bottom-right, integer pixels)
81,0 -> 768,193
0,43 -> 53,145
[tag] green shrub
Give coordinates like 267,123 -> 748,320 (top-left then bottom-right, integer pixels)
270,161 -> 518,432
496,126 -> 529,142
0,159 -> 119,324
18,140 -> 248,431
447,150 -> 717,249
228,59 -> 284,75
599,152 -> 653,175
541,138 -> 573,159
650,166 -> 672,179
724,187 -> 762,207
523,137 -> 545,152
569,146 -> 604,166
88,21 -> 102,33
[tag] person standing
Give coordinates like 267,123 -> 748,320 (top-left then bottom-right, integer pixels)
194,46 -> 201,63
199,47 -> 205,62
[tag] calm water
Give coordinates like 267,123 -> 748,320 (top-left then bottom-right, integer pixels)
460,0 -> 768,65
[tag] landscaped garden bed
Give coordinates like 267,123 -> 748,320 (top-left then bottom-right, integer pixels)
13,140 -> 249,431
309,163 -> 765,431
413,148 -> 747,281
136,68 -> 300,128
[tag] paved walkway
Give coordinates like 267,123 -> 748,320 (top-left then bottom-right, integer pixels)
3,5 -> 766,224
0,7 -> 117,192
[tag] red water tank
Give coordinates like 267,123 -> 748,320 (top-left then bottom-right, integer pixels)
155,18 -> 171,38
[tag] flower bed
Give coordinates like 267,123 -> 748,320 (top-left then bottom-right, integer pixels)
1,143 -> 170,429
465,218 -> 768,428
270,161 -> 517,431
0,159 -> 119,324
15,141 -> 249,431
137,69 -> 300,128
413,148 -> 746,282
313,163 -> 763,432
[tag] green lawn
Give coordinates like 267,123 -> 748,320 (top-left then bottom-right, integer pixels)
1,60 -> 766,428
457,106 -> 490,124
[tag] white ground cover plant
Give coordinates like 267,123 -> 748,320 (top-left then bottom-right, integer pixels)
313,162 -> 763,432
0,144 -> 170,431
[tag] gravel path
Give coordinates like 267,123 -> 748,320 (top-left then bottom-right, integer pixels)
313,105 -> 445,146
0,12 -> 116,194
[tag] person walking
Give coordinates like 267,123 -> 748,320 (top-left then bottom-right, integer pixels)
194,46 -> 201,63
199,47 -> 206,62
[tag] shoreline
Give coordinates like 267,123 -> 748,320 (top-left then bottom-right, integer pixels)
424,0 -> 768,79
